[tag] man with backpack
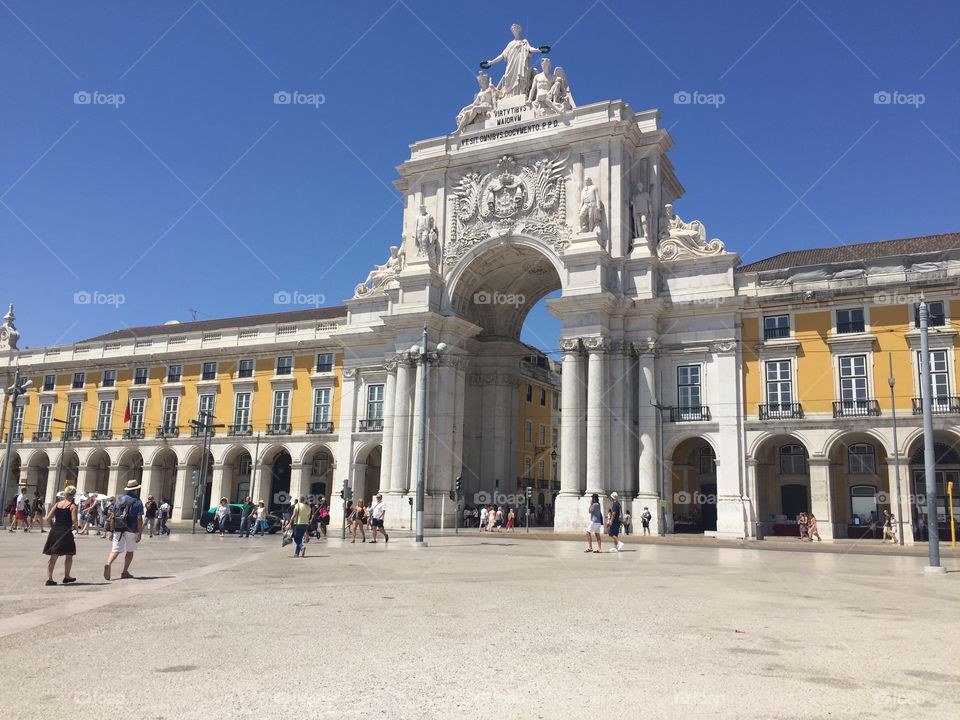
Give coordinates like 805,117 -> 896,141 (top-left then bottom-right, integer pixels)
103,479 -> 144,580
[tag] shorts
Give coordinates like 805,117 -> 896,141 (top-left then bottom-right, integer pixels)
371,518 -> 384,528
608,521 -> 622,538
111,532 -> 139,553
641,520 -> 650,528
587,521 -> 604,534
14,511 -> 27,521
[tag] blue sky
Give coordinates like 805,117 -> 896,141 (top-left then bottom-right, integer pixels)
2,0 -> 959,351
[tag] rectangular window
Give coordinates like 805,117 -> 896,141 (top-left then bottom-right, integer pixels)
366,384 -> 384,420
311,454 -> 329,478
849,444 -> 876,475
233,392 -> 251,426
37,404 -> 53,434
537,459 -> 545,480
552,427 -> 559,450
919,350 -> 950,402
11,405 -> 24,437
551,461 -> 558,481
526,384 -> 533,403
96,400 -> 113,431
166,364 -> 182,383
523,457 -> 532,478
836,308 -> 865,334
552,392 -> 559,411
101,369 -> 117,388
538,423 -> 546,446
134,367 -> 149,385
524,420 -> 533,443
198,393 -> 215,420
129,398 -> 145,431
42,374 -> 56,392
162,396 -> 180,430
315,353 -> 334,373
276,356 -> 293,376
313,387 -> 332,424
238,359 -> 254,378
67,401 -> 82,432
72,372 -> 85,389
540,387 -> 547,406
763,314 -> 790,340
839,355 -> 868,402
765,360 -> 793,410
201,362 -> 217,381
272,390 -> 290,426
237,455 -> 252,476
914,301 -> 946,328
677,365 -> 701,408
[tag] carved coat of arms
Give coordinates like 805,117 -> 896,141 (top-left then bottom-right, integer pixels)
447,154 -> 568,266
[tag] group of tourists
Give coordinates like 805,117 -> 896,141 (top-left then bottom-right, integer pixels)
4,490 -> 46,532
585,491 -> 629,553
342,493 -> 389,545
477,505 -> 517,531
33,478 -> 146,586
795,512 -> 823,542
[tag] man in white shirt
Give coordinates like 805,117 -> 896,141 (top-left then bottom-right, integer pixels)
369,493 -> 389,543
10,485 -> 30,532
479,505 -> 488,532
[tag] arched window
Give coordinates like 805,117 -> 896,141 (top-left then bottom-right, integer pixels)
848,444 -> 876,474
910,442 -> 960,467
779,444 -> 807,475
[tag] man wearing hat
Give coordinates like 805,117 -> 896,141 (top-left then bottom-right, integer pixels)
369,492 -> 389,543
104,478 -> 144,580
607,492 -> 625,552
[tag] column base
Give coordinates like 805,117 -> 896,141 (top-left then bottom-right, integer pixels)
553,494 -> 588,533
924,566 -> 947,575
716,495 -> 748,539
632,493 -> 662,536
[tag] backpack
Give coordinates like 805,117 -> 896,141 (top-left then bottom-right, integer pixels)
113,497 -> 134,532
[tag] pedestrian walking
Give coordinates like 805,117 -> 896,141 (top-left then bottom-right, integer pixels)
607,492 -> 625,552
349,500 -> 367,543
103,479 -> 144,581
317,501 -> 330,537
43,485 -> 79,586
585,493 -> 603,553
238,496 -> 255,538
158,498 -> 171,535
622,509 -> 632,536
369,493 -> 389,543
32,492 -> 46,533
640,506 -> 652,536
9,485 -> 30,532
808,513 -> 822,542
215,497 -> 230,537
287,496 -> 312,557
250,501 -> 267,536
506,508 -> 515,531
479,505 -> 488,532
143,496 -> 158,537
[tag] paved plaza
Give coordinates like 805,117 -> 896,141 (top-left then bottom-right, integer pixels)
0,528 -> 958,719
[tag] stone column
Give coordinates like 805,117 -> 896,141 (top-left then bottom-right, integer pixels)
75,465 -> 92,495
744,458 -> 759,539
378,360 -> 398,495
173,463 -> 194,521
107,464 -> 122,497
809,458 -> 834,542
635,350 -> 661,533
559,342 -> 582,497
662,459 -> 675,533
389,361 -> 412,494
584,338 -> 609,497
608,344 -> 626,496
144,464 -> 163,504
208,463 -> 228,504
290,462 -> 310,502
714,345 -> 746,538
408,357 -> 427,490
335,367 -> 359,496
44,465 -> 59,506
887,452 -> 914,546
429,360 -> 456,498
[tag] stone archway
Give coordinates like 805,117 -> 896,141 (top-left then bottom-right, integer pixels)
751,435 -> 811,537
826,432 -> 891,539
669,437 -> 719,534
906,431 -> 960,542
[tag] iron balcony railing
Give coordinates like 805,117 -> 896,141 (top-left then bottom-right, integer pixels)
7,432 -> 23,443
912,396 -> 960,415
763,326 -> 791,340
358,418 -> 383,432
190,425 -> 217,438
228,423 -> 253,437
32,431 -> 52,443
62,430 -> 81,441
155,425 -> 180,439
92,429 -> 113,440
836,321 -> 866,334
832,399 -> 880,418
307,421 -> 334,434
267,423 -> 292,435
122,428 -> 145,440
669,406 -> 712,422
758,403 -> 804,420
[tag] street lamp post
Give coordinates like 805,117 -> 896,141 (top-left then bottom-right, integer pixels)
52,418 -> 68,495
887,353 -> 904,546
189,410 -> 225,534
0,368 -> 33,528
918,296 -> 944,572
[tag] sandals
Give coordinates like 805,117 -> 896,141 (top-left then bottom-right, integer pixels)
45,580 -> 57,586
62,576 -> 76,584
584,548 -> 593,553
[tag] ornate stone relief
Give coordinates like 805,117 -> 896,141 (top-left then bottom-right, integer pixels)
558,337 -> 581,353
342,367 -> 359,379
447,154 -> 568,266
581,336 -> 610,352
711,340 -> 737,354
413,205 -> 440,267
657,204 -> 725,261
354,246 -> 405,298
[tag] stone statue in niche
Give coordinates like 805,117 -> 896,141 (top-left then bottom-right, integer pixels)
414,205 -> 439,264
578,178 -> 603,234
656,204 -> 725,261
355,246 -> 405,297
456,71 -> 496,132
481,23 -> 549,99
631,182 -> 652,243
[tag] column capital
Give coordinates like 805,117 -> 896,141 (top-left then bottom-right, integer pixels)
582,336 -> 610,353
559,337 -> 582,353
631,338 -> 658,356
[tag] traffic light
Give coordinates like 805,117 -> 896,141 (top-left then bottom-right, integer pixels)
525,485 -> 533,499
455,476 -> 462,500
341,480 -> 353,501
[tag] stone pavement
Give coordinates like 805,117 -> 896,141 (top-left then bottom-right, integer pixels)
0,527 -> 958,720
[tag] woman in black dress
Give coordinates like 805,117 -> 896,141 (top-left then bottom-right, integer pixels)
43,485 -> 79,586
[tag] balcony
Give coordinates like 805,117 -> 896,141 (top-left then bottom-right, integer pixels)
358,418 -> 383,432
190,425 -> 217,438
92,429 -> 113,440
228,423 -> 253,437
266,423 -> 292,435
912,396 -> 960,415
7,432 -> 23,443
759,403 -> 804,420
32,431 -> 52,443
833,400 -> 880,418
763,326 -> 791,340
669,406 -> 712,422
155,425 -> 180,439
836,321 -> 866,334
307,421 -> 334,434
62,430 -> 81,441
122,428 -> 145,440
